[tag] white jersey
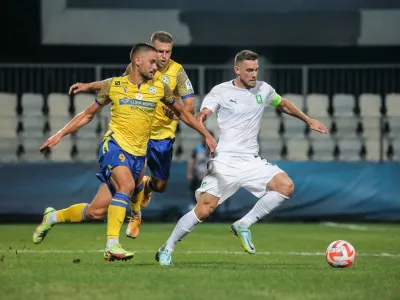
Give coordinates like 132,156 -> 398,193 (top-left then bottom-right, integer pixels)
201,80 -> 278,156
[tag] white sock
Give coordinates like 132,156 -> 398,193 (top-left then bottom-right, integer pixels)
47,211 -> 58,225
106,238 -> 119,248
164,209 -> 201,252
236,191 -> 287,228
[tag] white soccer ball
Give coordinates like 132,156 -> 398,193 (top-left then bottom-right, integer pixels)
325,240 -> 356,268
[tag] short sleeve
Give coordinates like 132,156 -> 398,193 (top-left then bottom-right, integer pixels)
264,83 -> 282,107
176,67 -> 195,99
122,63 -> 132,76
96,78 -> 112,106
161,82 -> 175,105
200,87 -> 222,112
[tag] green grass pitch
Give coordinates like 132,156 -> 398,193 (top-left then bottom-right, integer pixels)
0,223 -> 399,300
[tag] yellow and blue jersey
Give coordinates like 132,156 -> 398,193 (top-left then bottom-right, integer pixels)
96,75 -> 175,156
124,59 -> 195,140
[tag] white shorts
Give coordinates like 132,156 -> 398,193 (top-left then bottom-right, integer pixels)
195,155 -> 284,204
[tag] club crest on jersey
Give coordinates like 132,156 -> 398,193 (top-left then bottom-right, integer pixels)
185,79 -> 194,92
136,93 -> 143,100
161,75 -> 170,84
124,86 -> 128,92
148,86 -> 157,95
255,94 -> 263,104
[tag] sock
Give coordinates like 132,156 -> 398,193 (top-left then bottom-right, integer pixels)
164,209 -> 201,252
236,191 -> 287,228
48,203 -> 89,225
106,238 -> 119,248
130,182 -> 144,217
107,192 -> 130,242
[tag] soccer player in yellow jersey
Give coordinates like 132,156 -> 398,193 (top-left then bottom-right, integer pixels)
33,43 -> 216,262
69,32 -> 196,238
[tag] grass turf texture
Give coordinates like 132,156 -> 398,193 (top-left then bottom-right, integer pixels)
0,223 -> 399,300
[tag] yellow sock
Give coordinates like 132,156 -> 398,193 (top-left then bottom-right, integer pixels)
130,181 -> 144,216
56,203 -> 89,223
107,192 -> 130,239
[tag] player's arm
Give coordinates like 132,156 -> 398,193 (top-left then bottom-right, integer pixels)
68,64 -> 131,94
196,87 -> 221,126
176,67 -> 195,115
40,79 -> 112,152
274,95 -> 328,134
164,67 -> 195,120
161,83 -> 217,153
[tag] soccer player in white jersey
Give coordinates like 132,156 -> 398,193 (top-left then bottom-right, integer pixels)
156,50 -> 328,266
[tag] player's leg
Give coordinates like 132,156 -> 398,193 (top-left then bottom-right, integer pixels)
32,183 -> 112,244
125,165 -> 146,239
233,158 -> 293,253
156,159 -> 239,266
104,165 -> 136,261
142,138 -> 174,206
156,192 -> 220,266
126,138 -> 173,238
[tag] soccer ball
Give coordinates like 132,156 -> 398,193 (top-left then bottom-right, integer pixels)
325,240 -> 356,268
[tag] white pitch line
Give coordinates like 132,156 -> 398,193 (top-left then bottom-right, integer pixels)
322,222 -> 368,231
1,249 -> 399,257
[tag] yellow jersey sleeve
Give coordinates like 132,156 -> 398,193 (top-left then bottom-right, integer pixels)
161,82 -> 176,105
96,78 -> 112,106
122,63 -> 132,76
176,67 -> 195,99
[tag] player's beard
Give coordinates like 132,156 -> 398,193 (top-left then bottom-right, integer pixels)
241,77 -> 256,89
141,72 -> 153,81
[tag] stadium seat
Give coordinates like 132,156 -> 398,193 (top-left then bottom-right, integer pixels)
306,94 -> 329,117
334,117 -> 360,138
0,93 -> 18,138
283,94 -> 304,111
338,139 -> 362,161
386,116 -> 400,139
281,114 -> 307,138
21,93 -> 44,117
385,94 -> 400,116
22,138 -> 47,162
360,117 -> 381,139
74,137 -> 101,161
309,137 -> 334,161
332,94 -> 356,117
47,93 -> 70,117
49,138 -> 73,161
73,94 -> 100,137
20,93 -> 46,138
287,139 -> 309,161
259,138 -> 283,161
365,139 -> 385,161
0,137 -> 19,162
359,94 -> 382,117
390,139 -> 400,161
260,117 -> 280,138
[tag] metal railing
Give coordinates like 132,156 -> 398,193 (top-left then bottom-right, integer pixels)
0,63 -> 399,162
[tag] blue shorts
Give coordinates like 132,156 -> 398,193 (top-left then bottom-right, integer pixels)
146,138 -> 175,180
96,136 -> 146,195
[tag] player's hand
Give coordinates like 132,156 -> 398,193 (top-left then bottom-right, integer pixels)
163,106 -> 178,120
39,133 -> 62,154
204,134 -> 217,154
69,82 -> 91,94
307,119 -> 329,134
196,113 -> 207,128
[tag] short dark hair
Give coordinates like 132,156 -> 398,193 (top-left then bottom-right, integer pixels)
130,43 -> 157,61
235,50 -> 258,66
150,31 -> 173,44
